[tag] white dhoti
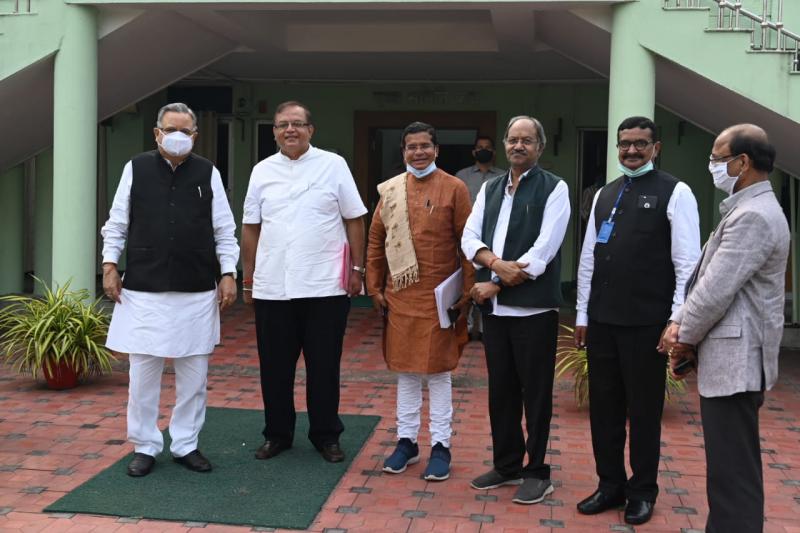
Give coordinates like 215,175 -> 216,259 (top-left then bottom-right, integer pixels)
107,288 -> 219,457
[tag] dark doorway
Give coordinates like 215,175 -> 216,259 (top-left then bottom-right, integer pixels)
575,129 -> 608,276
216,121 -> 231,190
256,122 -> 278,163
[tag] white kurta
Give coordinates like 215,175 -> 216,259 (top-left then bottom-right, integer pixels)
101,157 -> 239,358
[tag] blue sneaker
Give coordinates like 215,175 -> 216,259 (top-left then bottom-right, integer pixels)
383,438 -> 420,474
422,443 -> 451,481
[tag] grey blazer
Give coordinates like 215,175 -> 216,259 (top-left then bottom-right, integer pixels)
673,181 -> 789,398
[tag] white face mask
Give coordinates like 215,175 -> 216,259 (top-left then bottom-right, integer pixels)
159,131 -> 194,157
617,160 -> 653,178
708,157 -> 742,195
406,161 -> 437,179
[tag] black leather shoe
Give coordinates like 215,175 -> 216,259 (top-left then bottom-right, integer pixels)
317,442 -> 345,463
624,499 -> 654,525
576,489 -> 626,515
255,439 -> 291,460
173,449 -> 212,472
127,452 -> 155,477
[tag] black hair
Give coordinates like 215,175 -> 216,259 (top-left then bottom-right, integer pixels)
474,135 -> 495,149
729,131 -> 776,172
617,116 -> 659,142
401,122 -> 438,148
274,100 -> 312,124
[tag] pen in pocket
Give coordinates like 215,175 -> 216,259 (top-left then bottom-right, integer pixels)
198,186 -> 202,198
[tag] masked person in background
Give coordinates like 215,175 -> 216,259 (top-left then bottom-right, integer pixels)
574,116 -> 701,525
456,136 -> 506,341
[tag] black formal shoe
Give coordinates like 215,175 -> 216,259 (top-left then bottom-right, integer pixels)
624,499 -> 654,525
173,449 -> 212,472
127,452 -> 155,477
255,439 -> 291,460
317,442 -> 345,463
576,489 -> 626,515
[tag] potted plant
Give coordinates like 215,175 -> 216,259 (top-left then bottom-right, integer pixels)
556,325 -> 685,407
0,278 -> 115,390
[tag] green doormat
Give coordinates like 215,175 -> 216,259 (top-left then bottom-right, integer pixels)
46,408 -> 380,529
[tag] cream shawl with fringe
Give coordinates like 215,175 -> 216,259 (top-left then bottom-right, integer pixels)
377,173 -> 419,291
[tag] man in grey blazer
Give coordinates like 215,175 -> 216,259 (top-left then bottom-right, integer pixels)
661,124 -> 789,533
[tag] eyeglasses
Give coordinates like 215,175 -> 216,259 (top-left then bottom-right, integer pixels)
617,140 -> 654,151
404,143 -> 435,153
274,121 -> 310,131
160,127 -> 196,136
708,153 -> 740,163
505,137 -> 538,147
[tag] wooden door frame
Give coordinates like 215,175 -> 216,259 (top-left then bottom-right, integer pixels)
354,110 -> 497,212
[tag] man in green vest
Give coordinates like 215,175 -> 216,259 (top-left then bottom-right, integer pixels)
461,115 -> 570,504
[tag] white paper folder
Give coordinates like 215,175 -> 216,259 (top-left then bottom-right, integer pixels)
434,267 -> 463,328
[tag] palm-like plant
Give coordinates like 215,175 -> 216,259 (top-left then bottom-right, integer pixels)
0,278 -> 115,383
556,324 -> 685,407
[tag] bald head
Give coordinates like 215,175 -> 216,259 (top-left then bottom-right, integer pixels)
715,124 -> 775,173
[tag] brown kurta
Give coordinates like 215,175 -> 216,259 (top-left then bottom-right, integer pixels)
366,170 -> 475,374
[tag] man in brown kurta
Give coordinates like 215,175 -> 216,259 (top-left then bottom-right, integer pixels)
366,121 -> 474,481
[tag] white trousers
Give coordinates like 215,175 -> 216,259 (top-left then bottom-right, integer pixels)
127,353 -> 209,458
396,371 -> 453,448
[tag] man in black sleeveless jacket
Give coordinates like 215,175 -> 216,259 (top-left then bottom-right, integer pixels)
101,103 -> 239,477
574,116 -> 700,525
462,115 -> 571,505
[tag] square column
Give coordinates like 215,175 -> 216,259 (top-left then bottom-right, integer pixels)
606,2 -> 656,182
52,5 -> 97,294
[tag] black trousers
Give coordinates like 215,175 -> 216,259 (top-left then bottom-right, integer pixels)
701,391 -> 765,533
482,310 -> 558,480
586,320 -> 666,502
253,296 -> 350,447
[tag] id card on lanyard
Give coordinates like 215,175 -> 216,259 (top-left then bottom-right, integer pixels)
597,177 -> 632,244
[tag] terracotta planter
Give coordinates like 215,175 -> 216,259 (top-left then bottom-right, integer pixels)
42,359 -> 79,390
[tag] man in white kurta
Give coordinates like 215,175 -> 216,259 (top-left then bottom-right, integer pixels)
101,103 -> 239,477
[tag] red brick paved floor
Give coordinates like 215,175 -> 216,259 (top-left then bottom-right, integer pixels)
1,303 -> 799,532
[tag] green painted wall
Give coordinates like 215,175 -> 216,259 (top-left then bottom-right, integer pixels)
0,0 -> 66,81
641,3 -> 799,122
33,149 -> 53,294
0,164 -> 25,293
652,110 -> 717,238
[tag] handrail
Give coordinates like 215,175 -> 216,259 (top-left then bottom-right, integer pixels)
12,0 -> 32,14
666,0 -> 799,72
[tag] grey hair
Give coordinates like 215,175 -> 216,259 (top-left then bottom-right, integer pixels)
503,115 -> 547,147
156,102 -> 197,129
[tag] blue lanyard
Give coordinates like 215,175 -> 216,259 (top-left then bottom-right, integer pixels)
606,177 -> 632,224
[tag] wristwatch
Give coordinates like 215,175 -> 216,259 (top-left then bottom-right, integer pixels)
352,265 -> 366,276
222,271 -> 237,280
491,275 -> 502,286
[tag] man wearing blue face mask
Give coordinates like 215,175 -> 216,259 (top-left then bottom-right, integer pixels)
366,122 -> 474,482
660,124 -> 789,533
102,102 -> 239,477
574,116 -> 701,525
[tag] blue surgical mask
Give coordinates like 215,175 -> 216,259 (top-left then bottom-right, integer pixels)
407,162 -> 437,179
617,160 -> 654,178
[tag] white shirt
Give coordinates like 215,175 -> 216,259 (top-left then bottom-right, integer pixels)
243,146 -> 367,300
101,156 -> 240,357
575,180 -> 701,327
461,169 -> 571,317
